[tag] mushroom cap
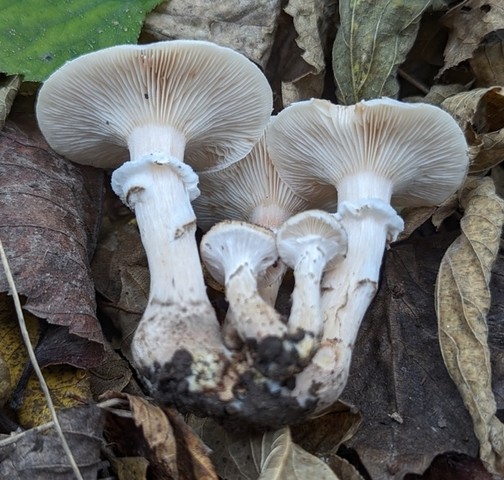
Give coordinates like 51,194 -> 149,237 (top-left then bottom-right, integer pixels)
277,210 -> 347,271
267,98 -> 470,207
36,40 -> 273,172
200,220 -> 278,286
193,118 -> 336,232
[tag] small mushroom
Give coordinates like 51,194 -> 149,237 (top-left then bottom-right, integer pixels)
276,210 -> 347,363
193,120 -> 336,371
36,40 -> 273,402
268,98 -> 469,411
200,221 -> 292,377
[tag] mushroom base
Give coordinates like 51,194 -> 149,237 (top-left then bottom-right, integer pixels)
245,331 -> 311,380
141,349 -> 318,431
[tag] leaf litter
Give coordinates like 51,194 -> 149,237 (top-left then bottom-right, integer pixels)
1,0 -> 504,479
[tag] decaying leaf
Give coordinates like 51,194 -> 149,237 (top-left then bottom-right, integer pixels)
258,427 -> 339,479
103,392 -> 217,480
291,401 -> 362,457
441,86 -> 504,173
143,0 -> 281,69
341,230 -> 479,479
0,75 -> 21,130
0,353 -> 11,407
333,0 -> 430,104
0,404 -> 104,479
89,343 -> 136,398
91,219 -> 148,360
326,455 -> 366,480
281,0 -> 336,105
192,417 -> 342,480
111,456 -> 149,480
470,37 -> 504,87
440,0 -> 504,75
435,176 -> 504,476
397,206 -> 437,241
0,114 -> 105,351
19,365 -> 91,428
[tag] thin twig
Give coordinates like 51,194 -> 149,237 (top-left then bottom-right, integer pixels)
0,237 -> 84,480
398,68 -> 430,95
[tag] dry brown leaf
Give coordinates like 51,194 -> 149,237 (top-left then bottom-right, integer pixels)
89,344 -> 136,398
441,86 -> 504,173
397,206 -> 436,241
0,404 -> 104,479
257,427 -> 339,479
0,113 -> 105,348
441,0 -> 504,75
282,0 -> 329,106
164,407 -> 217,480
104,392 -> 217,480
342,231 -> 479,479
291,401 -> 362,457
143,0 -> 281,69
192,417 -> 341,480
0,75 -> 21,130
326,455 -> 366,480
91,219 -> 148,361
277,0 -> 338,106
470,37 -> 504,87
435,176 -> 504,477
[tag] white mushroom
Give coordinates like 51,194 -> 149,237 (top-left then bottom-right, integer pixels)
267,98 -> 469,411
200,221 -> 295,377
36,40 -> 273,403
276,210 -> 347,363
194,120 -> 336,374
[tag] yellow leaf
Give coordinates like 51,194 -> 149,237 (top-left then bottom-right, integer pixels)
435,176 -> 504,476
19,365 -> 91,428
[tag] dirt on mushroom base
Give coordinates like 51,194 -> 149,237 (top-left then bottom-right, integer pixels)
142,347 -> 325,431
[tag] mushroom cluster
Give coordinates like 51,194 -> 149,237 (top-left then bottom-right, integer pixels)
36,41 -> 469,429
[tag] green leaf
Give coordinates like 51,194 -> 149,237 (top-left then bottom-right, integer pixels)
332,0 -> 431,104
0,0 -> 163,82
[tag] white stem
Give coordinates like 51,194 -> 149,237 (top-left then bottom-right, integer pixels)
287,244 -> 327,359
222,260 -> 287,349
226,264 -> 286,343
114,160 -> 226,386
291,171 -> 403,411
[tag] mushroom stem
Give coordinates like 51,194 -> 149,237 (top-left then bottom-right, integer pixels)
113,158 -> 226,388
287,244 -> 331,358
293,199 -> 403,412
322,200 -> 403,342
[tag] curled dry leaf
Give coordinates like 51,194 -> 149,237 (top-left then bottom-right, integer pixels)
143,0 -> 281,69
435,176 -> 504,477
441,86 -> 504,173
0,114 -> 105,349
281,0 -> 337,105
333,0 -> 430,104
103,392 -> 217,480
0,404 -> 104,480
440,0 -> 504,75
